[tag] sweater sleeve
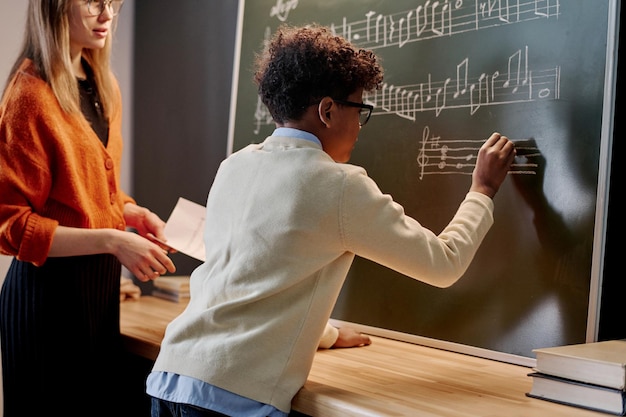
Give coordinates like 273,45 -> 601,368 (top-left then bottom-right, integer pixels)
340,166 -> 495,288
317,322 -> 340,349
0,72 -> 60,263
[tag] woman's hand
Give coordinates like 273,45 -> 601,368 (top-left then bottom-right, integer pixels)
123,203 -> 177,252
121,203 -> 177,280
48,224 -> 176,281
124,203 -> 166,239
110,229 -> 176,282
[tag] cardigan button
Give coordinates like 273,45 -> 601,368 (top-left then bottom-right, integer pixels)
105,158 -> 114,170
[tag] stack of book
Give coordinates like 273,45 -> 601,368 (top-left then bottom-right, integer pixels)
527,339 -> 626,415
152,275 -> 190,303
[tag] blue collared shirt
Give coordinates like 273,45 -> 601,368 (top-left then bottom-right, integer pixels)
272,126 -> 321,146
146,372 -> 286,417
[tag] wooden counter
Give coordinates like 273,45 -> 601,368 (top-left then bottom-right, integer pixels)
120,296 -> 606,417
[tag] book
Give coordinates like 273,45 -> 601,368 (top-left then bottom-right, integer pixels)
152,287 -> 190,303
153,275 -> 190,293
533,339 -> 626,390
527,372 -> 626,415
152,276 -> 190,303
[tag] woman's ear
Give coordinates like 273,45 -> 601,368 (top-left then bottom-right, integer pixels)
318,97 -> 334,128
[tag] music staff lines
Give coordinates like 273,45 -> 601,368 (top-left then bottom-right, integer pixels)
364,46 -> 560,118
417,127 -> 539,179
327,0 -> 560,50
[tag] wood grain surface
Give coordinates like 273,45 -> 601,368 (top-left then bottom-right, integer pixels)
120,296 -> 607,417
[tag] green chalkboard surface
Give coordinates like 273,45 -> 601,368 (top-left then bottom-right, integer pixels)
228,0 -> 618,363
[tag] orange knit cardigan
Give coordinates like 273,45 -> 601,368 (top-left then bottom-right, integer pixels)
0,59 -> 135,266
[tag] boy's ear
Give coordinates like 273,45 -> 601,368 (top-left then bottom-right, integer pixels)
318,97 -> 334,127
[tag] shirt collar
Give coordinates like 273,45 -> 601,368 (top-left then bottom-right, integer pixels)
272,127 -> 321,146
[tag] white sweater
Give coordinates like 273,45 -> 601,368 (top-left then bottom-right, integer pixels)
152,135 -> 494,412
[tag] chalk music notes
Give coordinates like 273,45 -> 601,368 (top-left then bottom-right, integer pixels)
416,126 -> 538,180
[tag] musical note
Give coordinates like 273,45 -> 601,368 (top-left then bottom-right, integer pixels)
326,0 -> 560,51
364,46 -> 560,119
253,1 -> 562,131
416,126 -> 539,179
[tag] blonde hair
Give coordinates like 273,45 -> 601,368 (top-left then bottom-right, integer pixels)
3,0 -> 119,118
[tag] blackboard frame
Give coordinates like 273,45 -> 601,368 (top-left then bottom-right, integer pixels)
227,0 -> 619,366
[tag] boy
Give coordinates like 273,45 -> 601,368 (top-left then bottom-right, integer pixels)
147,23 -> 515,417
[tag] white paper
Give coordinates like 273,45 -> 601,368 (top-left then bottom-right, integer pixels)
160,197 -> 206,262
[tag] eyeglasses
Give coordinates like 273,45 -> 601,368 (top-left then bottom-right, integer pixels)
333,99 -> 374,127
85,0 -> 124,17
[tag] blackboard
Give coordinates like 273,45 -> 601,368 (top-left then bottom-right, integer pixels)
227,0 -> 619,364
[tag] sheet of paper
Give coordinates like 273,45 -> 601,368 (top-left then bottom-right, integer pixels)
160,197 -> 206,262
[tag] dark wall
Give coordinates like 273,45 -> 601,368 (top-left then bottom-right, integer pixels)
132,1 -> 238,277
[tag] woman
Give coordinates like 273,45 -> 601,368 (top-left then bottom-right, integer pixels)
0,1 -> 175,415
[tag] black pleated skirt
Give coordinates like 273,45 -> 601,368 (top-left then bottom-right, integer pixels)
0,254 -> 124,416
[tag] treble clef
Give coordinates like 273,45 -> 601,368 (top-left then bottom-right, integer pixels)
416,126 -> 432,180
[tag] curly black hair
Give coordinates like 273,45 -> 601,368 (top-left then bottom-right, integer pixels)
254,23 -> 384,124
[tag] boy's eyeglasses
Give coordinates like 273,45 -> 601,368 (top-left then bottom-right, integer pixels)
333,99 -> 374,127
86,0 -> 124,17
